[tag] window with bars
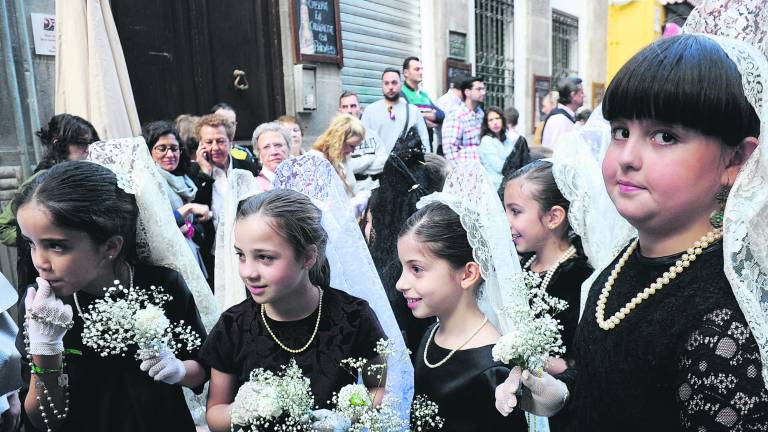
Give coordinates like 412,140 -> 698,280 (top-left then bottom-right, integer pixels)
475,0 -> 514,109
552,10 -> 579,83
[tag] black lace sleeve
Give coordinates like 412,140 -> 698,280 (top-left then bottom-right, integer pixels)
677,308 -> 768,431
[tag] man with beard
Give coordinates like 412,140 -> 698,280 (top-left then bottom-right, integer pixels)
361,68 -> 430,175
441,76 -> 486,163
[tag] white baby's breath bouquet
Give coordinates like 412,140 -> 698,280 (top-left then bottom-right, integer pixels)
230,359 -> 314,432
80,279 -> 201,358
492,271 -> 568,372
314,338 -> 443,432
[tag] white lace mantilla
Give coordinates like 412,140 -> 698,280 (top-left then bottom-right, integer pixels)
417,161 -> 529,334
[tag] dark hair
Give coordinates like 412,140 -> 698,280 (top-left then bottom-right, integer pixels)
35,114 -> 100,172
141,120 -> 190,175
236,189 -> 330,286
13,161 -> 139,265
339,90 -> 359,105
505,107 -> 520,127
450,73 -> 468,89
423,153 -> 450,192
382,67 -> 401,79
575,108 -> 592,123
502,160 -> 582,252
402,56 -> 420,71
210,102 -> 235,114
460,77 -> 483,100
557,77 -> 583,105
603,34 -> 760,147
399,202 -> 477,273
481,106 -> 508,142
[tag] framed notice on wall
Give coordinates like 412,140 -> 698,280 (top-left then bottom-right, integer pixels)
291,0 -> 344,65
532,75 -> 552,132
445,59 -> 472,93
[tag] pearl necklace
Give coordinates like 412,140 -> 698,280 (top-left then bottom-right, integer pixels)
261,287 -> 323,354
423,316 -> 488,368
596,229 -> 722,331
73,265 -> 134,319
524,245 -> 577,292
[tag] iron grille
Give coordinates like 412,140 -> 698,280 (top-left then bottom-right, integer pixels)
475,0 -> 514,109
552,10 -> 579,83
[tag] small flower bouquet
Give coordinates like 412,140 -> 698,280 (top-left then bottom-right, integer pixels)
79,279 -> 201,358
492,271 -> 568,373
315,338 -> 444,432
230,359 -> 314,432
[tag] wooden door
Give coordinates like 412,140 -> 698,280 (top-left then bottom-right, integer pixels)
111,0 -> 285,140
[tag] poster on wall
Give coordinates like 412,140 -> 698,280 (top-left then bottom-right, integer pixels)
30,13 -> 56,56
532,75 -> 552,132
292,0 -> 343,65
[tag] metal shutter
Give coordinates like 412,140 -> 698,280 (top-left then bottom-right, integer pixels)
339,0 -> 421,106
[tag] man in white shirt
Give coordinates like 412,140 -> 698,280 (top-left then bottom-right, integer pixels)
541,76 -> 584,151
359,68 -> 429,180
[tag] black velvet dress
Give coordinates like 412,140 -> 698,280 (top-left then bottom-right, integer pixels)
562,241 -> 768,431
414,323 -> 528,432
198,286 -> 387,409
18,264 -> 207,432
521,253 -> 592,432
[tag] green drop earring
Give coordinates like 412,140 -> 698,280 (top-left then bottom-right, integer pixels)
710,186 -> 730,229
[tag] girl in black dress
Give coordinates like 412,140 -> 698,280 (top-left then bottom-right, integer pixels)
200,189 -> 388,432
15,161 -> 208,432
501,160 -> 593,431
496,32 -> 768,430
396,200 -> 528,432
501,160 -> 593,373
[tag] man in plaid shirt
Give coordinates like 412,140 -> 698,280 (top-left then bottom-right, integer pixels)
441,77 -> 486,163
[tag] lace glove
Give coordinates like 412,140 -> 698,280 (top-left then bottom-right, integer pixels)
24,278 -> 73,355
495,367 -> 569,417
311,409 -> 351,432
139,348 -> 186,384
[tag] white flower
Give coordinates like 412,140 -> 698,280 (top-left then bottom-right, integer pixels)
134,304 -> 170,339
232,382 -> 282,424
337,384 -> 371,412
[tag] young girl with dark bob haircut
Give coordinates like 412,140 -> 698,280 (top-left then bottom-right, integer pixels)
495,28 -> 768,431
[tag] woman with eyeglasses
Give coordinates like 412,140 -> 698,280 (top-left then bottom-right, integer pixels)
142,120 -> 213,280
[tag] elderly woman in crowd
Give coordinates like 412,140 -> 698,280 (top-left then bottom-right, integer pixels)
251,122 -> 292,192
142,120 -> 212,278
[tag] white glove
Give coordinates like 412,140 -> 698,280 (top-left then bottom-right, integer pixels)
495,367 -> 568,417
24,278 -> 73,355
139,348 -> 186,384
311,409 -> 351,432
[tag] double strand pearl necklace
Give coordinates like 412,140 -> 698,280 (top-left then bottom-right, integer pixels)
261,287 -> 323,354
423,316 -> 488,368
73,265 -> 134,319
524,245 -> 577,292
596,229 -> 722,331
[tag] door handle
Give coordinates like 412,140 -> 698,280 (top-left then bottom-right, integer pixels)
233,69 -> 249,91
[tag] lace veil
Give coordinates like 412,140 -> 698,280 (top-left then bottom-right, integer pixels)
272,154 -> 415,422
212,169 -> 262,312
551,0 -> 768,385
86,137 -> 219,331
417,161 -> 529,334
86,137 -> 219,423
